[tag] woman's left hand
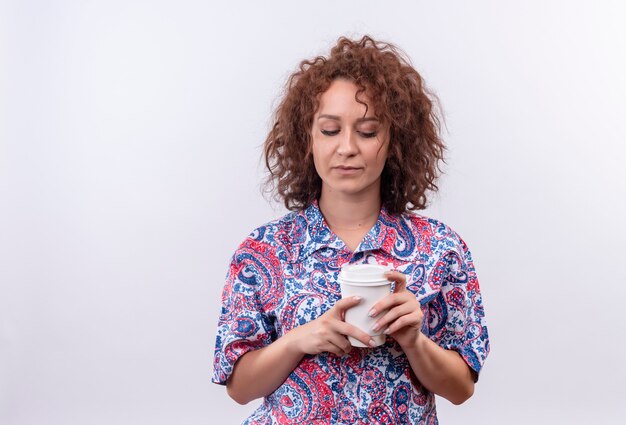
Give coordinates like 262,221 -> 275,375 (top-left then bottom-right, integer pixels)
369,270 -> 423,349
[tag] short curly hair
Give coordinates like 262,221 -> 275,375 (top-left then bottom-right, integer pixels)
263,35 -> 445,215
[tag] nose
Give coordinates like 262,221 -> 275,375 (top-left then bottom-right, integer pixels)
336,128 -> 358,157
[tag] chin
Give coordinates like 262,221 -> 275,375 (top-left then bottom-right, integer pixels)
327,182 -> 375,196
321,174 -> 381,196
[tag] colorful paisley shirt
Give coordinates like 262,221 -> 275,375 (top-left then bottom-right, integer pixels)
212,200 -> 489,424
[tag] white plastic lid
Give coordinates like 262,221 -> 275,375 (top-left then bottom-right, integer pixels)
339,264 -> 390,284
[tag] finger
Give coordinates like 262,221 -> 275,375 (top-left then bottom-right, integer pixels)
314,317 -> 356,353
385,312 -> 422,335
309,324 -> 346,356
372,303 -> 415,333
384,270 -> 407,292
326,333 -> 352,355
332,296 -> 362,316
335,321 -> 376,348
321,343 -> 344,357
322,340 -> 348,357
368,292 -> 405,319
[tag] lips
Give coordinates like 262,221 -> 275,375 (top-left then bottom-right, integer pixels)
332,165 -> 363,175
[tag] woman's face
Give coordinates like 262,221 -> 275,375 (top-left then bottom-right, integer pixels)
310,79 -> 389,200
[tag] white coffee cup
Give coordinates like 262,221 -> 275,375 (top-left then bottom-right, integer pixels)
338,264 -> 392,347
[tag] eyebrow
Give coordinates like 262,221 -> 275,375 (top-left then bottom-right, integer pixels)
317,114 -> 380,123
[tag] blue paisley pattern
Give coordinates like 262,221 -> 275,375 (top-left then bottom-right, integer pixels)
212,200 -> 489,424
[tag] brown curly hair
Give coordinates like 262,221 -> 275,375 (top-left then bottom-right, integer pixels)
263,35 -> 445,215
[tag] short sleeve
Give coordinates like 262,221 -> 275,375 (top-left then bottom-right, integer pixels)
425,234 -> 490,379
211,243 -> 277,385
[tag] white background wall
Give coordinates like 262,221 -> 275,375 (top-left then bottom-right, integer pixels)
1,1 -> 625,424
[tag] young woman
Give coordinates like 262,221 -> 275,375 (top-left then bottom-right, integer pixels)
212,35 -> 489,424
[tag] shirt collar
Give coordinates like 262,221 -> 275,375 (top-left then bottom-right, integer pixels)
288,199 -> 407,263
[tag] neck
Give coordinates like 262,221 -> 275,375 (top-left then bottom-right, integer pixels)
318,189 -> 382,232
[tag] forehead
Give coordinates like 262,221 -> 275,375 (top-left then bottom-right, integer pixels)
316,79 -> 376,117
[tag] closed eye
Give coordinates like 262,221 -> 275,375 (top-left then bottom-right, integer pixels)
321,129 -> 340,136
359,131 -> 377,138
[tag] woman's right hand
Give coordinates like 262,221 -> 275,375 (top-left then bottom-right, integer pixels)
226,296 -> 375,404
285,296 -> 376,356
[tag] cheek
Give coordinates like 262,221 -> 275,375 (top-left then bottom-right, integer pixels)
310,143 -> 326,174
369,144 -> 389,168
311,141 -> 330,162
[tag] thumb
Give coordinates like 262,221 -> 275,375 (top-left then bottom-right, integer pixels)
332,296 -> 362,315
385,270 -> 407,293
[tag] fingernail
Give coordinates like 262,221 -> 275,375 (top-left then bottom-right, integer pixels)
372,322 -> 380,332
368,308 -> 377,317
353,296 -> 362,302
383,328 -> 390,335
368,339 -> 376,347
